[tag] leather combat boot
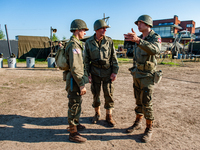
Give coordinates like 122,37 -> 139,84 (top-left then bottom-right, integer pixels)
141,119 -> 153,143
68,125 -> 87,143
92,107 -> 100,124
106,114 -> 116,127
77,123 -> 86,131
126,114 -> 143,133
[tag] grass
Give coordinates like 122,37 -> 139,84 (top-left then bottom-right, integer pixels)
160,62 -> 179,66
117,57 -> 133,63
113,39 -> 124,49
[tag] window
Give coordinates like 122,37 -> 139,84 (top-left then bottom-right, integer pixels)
186,24 -> 193,27
158,22 -> 173,26
152,27 -> 173,37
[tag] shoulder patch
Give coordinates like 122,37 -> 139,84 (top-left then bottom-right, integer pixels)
73,48 -> 81,54
158,38 -> 161,43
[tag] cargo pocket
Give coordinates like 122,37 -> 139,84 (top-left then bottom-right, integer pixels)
142,87 -> 153,105
91,47 -> 99,60
133,83 -> 140,99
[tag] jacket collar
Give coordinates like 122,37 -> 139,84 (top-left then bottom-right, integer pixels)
70,35 -> 83,49
139,30 -> 155,40
91,34 -> 108,46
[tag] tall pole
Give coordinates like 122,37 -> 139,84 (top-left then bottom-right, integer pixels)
50,26 -> 53,57
5,24 -> 12,57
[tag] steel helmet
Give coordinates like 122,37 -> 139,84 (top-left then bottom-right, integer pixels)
135,15 -> 153,27
70,19 -> 89,32
94,19 -> 110,31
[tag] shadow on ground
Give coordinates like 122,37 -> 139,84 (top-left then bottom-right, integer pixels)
0,115 -> 143,143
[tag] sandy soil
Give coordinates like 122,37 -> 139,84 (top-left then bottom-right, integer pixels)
0,60 -> 200,150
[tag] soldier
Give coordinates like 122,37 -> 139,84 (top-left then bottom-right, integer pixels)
65,19 -> 89,143
57,41 -> 64,52
84,19 -> 119,127
124,15 -> 161,142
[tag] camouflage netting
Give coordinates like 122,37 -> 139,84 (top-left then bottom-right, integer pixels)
18,36 -> 51,59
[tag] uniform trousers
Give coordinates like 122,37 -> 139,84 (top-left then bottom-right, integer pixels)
133,76 -> 154,120
67,75 -> 82,126
91,74 -> 114,110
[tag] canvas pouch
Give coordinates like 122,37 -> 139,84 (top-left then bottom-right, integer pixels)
154,70 -> 163,84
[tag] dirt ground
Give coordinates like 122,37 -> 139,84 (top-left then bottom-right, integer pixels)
0,59 -> 200,150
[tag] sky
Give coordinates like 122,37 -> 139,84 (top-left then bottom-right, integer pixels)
1,0 -> 200,40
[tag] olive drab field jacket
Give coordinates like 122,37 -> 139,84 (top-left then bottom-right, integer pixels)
131,30 -> 161,78
84,34 -> 119,77
65,35 -> 88,89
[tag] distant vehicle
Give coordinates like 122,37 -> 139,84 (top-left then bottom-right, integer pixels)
123,40 -> 135,57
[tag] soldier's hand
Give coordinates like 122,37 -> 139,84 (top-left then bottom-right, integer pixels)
110,73 -> 117,82
88,76 -> 92,83
124,28 -> 140,44
80,86 -> 86,95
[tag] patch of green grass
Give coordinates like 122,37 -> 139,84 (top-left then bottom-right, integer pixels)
16,59 -> 26,63
113,39 -> 124,49
117,57 -> 133,63
160,62 -> 179,66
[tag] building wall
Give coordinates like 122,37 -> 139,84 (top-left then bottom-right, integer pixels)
180,20 -> 195,34
153,18 -> 174,26
194,27 -> 200,41
195,27 -> 200,33
153,15 -> 195,43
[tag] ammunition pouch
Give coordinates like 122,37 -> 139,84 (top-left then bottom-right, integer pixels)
137,61 -> 155,71
98,59 -> 106,65
128,66 -> 136,72
154,70 -> 163,84
91,59 -> 110,69
91,59 -> 106,65
91,62 -> 110,69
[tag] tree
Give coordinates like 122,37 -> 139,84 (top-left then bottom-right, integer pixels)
62,36 -> 66,40
0,29 -> 5,40
52,33 -> 59,41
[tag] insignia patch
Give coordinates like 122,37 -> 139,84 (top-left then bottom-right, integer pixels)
158,38 -> 161,43
73,48 -> 81,54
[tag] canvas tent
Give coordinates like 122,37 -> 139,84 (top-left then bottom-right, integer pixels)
17,36 -> 51,59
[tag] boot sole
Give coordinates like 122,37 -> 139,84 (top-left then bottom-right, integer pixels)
69,138 -> 87,143
126,127 -> 142,133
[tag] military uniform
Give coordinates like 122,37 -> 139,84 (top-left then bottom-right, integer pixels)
130,30 -> 161,120
65,35 -> 88,126
84,34 -> 119,110
56,45 -> 64,53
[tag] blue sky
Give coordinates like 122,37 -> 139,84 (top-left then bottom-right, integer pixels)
1,0 -> 200,40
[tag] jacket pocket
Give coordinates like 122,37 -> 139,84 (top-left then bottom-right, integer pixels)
101,45 -> 110,59
91,47 -> 99,60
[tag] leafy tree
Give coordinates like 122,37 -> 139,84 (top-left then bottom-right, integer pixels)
62,36 -> 66,40
0,29 -> 5,39
52,33 -> 59,41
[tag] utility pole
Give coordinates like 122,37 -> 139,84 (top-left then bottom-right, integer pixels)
5,24 -> 12,57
